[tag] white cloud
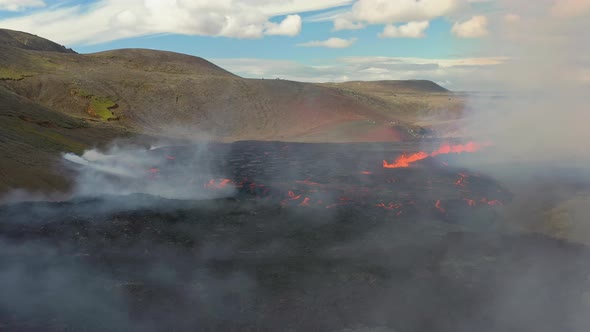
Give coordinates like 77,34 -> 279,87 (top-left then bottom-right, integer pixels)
257,0 -> 354,16
265,14 -> 301,36
338,56 -> 507,67
297,37 -> 357,48
306,11 -> 365,31
550,0 -> 590,17
309,0 -> 478,36
352,0 -> 458,24
0,0 -> 44,11
503,13 -> 521,23
452,15 -> 489,38
379,21 -> 430,38
304,7 -> 350,22
333,17 -> 365,31
0,0 -> 345,45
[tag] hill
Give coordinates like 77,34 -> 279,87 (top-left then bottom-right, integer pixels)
0,29 -> 75,53
0,28 -> 465,194
0,86 -> 125,193
326,80 -> 449,93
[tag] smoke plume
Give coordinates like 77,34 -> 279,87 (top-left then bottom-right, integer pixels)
61,140 -> 235,201
463,1 -> 590,167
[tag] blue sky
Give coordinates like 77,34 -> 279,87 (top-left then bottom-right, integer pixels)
0,0 -> 585,90
66,16 -> 480,63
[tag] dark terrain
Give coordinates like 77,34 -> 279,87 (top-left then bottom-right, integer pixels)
2,141 -> 590,331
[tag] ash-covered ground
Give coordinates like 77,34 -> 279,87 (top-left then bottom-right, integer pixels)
1,141 -> 590,332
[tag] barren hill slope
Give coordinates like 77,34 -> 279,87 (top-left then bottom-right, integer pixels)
321,80 -> 465,138
0,29 -> 75,53
0,29 -> 461,141
0,28 -> 464,193
328,80 -> 449,93
0,86 -> 126,193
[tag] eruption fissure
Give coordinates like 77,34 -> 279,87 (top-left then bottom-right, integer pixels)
62,142 -> 508,217
383,142 -> 489,169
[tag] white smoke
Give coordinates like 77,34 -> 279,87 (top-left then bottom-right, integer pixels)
461,2 -> 590,168
61,141 -> 235,200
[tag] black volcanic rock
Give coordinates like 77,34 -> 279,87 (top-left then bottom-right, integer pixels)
0,193 -> 587,332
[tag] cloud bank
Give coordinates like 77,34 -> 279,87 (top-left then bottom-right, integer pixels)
351,0 -> 457,24
309,0 -> 490,38
379,21 -> 430,38
297,37 -> 357,48
0,0 -> 45,12
0,0 -> 351,44
451,16 -> 489,38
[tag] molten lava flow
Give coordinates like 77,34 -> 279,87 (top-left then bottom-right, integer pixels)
455,173 -> 469,188
205,179 -> 233,190
325,202 -> 350,209
383,151 -> 429,168
464,199 -> 476,207
296,179 -> 322,186
281,191 -> 303,206
435,200 -> 446,213
383,142 -> 488,169
148,167 -> 159,179
376,202 -> 401,210
481,198 -> 503,206
287,191 -> 301,200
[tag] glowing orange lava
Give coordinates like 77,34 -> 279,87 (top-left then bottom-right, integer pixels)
296,180 -> 321,186
481,198 -> 503,206
464,199 -> 476,207
204,179 -> 233,190
383,142 -> 489,169
455,173 -> 469,187
299,197 -> 311,206
376,202 -> 402,210
383,151 -> 429,168
435,200 -> 446,213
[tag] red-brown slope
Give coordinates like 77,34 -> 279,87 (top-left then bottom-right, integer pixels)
2,47 -> 420,142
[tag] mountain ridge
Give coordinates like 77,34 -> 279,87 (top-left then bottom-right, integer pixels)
0,28 -> 76,53
0,28 -> 464,194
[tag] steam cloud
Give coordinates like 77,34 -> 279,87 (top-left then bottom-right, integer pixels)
452,1 -> 590,238
61,141 -> 235,201
462,3 -> 590,167
448,5 -> 590,330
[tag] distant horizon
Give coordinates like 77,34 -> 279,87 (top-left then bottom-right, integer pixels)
0,0 -> 504,91
1,1 -> 588,91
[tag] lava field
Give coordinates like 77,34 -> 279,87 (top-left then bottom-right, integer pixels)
1,141 -> 590,332
147,141 -> 509,219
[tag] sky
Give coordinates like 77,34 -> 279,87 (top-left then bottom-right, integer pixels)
0,0 -> 589,90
